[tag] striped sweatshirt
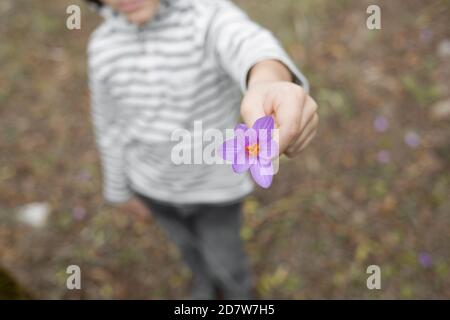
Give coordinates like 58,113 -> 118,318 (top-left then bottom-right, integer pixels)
88,0 -> 308,205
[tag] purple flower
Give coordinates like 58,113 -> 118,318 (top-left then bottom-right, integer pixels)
418,252 -> 433,268
373,116 -> 389,133
77,169 -> 92,182
218,116 -> 279,188
376,150 -> 391,164
72,206 -> 87,221
419,28 -> 433,44
404,131 -> 421,148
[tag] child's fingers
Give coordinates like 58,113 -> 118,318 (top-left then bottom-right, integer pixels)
241,84 -> 317,157
285,112 -> 319,157
122,197 -> 152,223
299,96 -> 318,137
273,94 -> 306,154
240,90 -> 267,129
282,95 -> 318,156
298,129 -> 318,152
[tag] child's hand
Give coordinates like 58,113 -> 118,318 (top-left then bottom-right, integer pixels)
241,60 -> 318,158
120,197 -> 152,221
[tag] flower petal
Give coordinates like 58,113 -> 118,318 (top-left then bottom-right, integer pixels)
258,156 -> 272,166
259,139 -> 279,160
245,128 -> 258,146
232,162 -> 251,173
253,115 -> 274,132
234,144 -> 249,166
234,123 -> 248,133
250,161 -> 274,188
218,138 -> 241,161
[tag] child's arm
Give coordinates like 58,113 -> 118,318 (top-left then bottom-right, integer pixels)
208,0 -> 318,157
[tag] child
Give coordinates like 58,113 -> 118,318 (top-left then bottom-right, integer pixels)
86,0 -> 318,299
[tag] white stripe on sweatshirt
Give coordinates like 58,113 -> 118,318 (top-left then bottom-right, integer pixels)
88,0 -> 309,204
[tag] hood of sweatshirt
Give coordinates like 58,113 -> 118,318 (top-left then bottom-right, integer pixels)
96,0 -> 177,32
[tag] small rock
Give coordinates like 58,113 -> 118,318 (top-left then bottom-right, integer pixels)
17,202 -> 50,228
437,39 -> 450,58
431,98 -> 450,120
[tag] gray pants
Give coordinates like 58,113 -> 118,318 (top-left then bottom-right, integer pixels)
137,194 -> 252,299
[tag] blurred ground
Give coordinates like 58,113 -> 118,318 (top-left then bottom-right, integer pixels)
0,0 -> 449,299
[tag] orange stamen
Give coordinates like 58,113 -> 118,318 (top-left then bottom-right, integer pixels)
246,143 -> 259,157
